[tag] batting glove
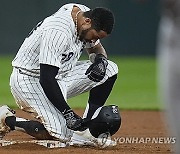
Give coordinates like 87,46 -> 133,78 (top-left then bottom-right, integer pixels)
62,109 -> 87,131
85,54 -> 108,82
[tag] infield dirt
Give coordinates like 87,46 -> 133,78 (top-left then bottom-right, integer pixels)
0,109 -> 174,154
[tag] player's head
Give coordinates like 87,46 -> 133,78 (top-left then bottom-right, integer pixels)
84,7 -> 115,34
79,7 -> 115,43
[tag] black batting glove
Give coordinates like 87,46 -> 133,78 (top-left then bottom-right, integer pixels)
62,109 -> 87,131
85,54 -> 108,82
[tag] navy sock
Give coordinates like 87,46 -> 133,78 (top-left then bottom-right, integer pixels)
87,74 -> 117,119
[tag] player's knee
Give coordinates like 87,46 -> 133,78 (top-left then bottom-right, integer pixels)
107,60 -> 118,77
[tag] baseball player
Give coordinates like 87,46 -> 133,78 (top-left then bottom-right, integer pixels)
157,0 -> 180,153
0,3 -> 120,147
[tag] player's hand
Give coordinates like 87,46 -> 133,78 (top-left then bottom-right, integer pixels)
85,54 -> 108,82
62,109 -> 87,131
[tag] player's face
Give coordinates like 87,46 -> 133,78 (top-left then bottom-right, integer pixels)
79,18 -> 108,43
79,28 -> 108,43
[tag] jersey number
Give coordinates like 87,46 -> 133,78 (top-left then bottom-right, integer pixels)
62,52 -> 74,62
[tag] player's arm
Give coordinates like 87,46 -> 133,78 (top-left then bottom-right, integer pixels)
85,42 -> 108,82
38,28 -> 86,131
39,64 -> 85,131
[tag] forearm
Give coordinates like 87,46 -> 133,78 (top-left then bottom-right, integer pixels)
86,42 -> 107,58
40,78 -> 69,112
39,64 -> 84,131
39,64 -> 71,113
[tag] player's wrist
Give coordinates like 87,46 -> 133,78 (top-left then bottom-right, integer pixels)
86,53 -> 108,82
62,109 -> 85,131
89,53 -> 107,64
95,53 -> 108,67
95,53 -> 107,60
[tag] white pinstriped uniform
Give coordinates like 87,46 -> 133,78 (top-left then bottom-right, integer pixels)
10,3 -> 118,142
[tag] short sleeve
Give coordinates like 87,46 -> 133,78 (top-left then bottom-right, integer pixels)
39,29 -> 68,68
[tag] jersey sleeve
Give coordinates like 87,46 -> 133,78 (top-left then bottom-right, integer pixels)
39,29 -> 68,68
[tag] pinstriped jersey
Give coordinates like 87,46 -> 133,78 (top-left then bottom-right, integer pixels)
12,3 -> 100,77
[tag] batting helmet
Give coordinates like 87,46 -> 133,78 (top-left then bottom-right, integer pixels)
88,105 -> 121,138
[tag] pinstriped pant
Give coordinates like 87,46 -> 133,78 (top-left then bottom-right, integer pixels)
9,60 -> 118,142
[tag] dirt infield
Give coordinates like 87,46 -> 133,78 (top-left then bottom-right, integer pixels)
0,109 -> 174,154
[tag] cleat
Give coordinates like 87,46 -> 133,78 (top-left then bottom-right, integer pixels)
69,128 -> 117,148
0,105 -> 15,139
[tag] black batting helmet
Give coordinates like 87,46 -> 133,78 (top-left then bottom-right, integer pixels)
88,105 -> 121,138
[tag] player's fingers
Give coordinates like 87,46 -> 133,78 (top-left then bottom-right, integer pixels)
88,74 -> 100,82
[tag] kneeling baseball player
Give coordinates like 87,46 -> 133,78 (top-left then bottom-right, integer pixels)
0,3 -> 121,148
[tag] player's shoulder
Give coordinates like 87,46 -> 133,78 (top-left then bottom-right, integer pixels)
40,3 -> 90,34
41,7 -> 72,32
